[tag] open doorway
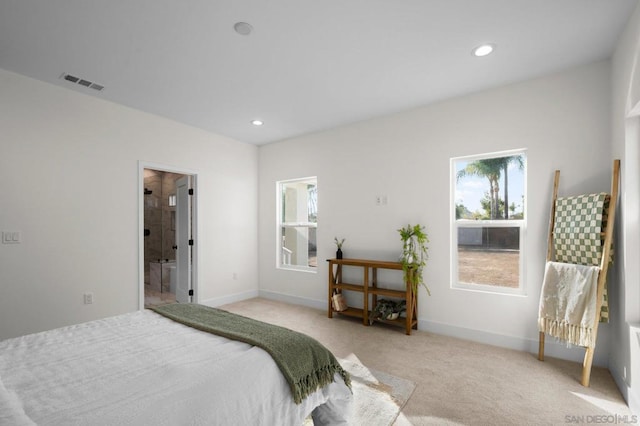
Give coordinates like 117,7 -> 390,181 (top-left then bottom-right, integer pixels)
139,162 -> 197,309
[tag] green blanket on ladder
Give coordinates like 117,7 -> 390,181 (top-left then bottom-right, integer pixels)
150,303 -> 351,404
553,192 -> 611,322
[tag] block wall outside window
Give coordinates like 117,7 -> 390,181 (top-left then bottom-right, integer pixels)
451,150 -> 527,294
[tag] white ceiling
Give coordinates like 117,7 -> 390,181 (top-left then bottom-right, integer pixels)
0,0 -> 637,145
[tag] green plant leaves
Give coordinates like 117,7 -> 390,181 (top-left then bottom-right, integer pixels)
398,224 -> 430,295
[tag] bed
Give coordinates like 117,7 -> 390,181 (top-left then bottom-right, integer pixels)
0,304 -> 353,425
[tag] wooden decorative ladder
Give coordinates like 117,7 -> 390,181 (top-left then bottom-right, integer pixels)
538,159 -> 620,387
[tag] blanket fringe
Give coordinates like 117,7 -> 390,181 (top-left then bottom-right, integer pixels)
292,364 -> 351,404
538,317 -> 595,348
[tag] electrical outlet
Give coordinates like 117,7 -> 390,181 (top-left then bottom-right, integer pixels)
83,293 -> 94,305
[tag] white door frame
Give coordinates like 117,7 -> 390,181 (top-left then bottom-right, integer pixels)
138,161 -> 198,310
174,175 -> 192,304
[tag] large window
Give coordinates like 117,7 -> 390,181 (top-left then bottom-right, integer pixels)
451,150 -> 526,294
277,177 -> 317,272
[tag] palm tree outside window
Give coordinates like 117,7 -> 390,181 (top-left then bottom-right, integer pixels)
451,150 -> 527,293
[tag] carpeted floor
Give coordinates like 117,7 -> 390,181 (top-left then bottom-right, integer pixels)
221,297 -> 633,425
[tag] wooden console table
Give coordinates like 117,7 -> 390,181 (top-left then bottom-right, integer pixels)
327,258 -> 418,335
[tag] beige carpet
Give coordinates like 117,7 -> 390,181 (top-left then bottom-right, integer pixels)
221,297 -> 633,425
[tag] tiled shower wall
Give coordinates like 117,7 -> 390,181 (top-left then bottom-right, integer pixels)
143,169 -> 185,288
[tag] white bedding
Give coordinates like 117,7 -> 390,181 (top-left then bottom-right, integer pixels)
0,310 -> 352,425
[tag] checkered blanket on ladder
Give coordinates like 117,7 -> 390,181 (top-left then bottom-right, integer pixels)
553,193 -> 611,322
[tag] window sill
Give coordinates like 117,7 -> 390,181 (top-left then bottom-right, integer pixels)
278,265 -> 317,274
452,281 -> 527,297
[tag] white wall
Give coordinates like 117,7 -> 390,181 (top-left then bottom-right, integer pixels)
0,69 -> 259,340
258,60 -> 613,365
610,0 -> 640,414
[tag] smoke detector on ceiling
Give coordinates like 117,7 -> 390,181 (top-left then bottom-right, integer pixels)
60,73 -> 105,91
234,22 -> 253,36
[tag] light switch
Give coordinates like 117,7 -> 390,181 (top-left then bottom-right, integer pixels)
375,195 -> 388,206
2,231 -> 21,244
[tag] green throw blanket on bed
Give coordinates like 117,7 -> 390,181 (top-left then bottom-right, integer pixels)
150,303 -> 351,404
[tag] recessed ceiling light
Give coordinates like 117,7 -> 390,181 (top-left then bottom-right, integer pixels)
251,119 -> 263,126
473,44 -> 495,57
234,22 -> 253,36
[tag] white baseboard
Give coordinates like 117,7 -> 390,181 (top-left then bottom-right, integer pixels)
199,289 -> 259,308
201,289 -> 326,311
629,323 -> 640,415
611,368 -> 640,416
419,318 -> 608,367
630,387 -> 640,416
258,290 -> 326,311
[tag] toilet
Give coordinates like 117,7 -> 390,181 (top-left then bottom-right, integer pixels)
150,260 -> 177,293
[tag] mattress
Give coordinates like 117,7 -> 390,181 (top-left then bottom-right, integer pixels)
0,309 -> 352,425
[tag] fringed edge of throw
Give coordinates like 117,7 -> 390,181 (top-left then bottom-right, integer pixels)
538,317 -> 595,348
291,364 -> 352,404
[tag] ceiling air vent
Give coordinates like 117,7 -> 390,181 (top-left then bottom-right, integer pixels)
60,73 -> 105,92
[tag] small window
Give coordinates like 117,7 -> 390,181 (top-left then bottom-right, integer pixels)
451,150 -> 526,294
277,177 -> 317,272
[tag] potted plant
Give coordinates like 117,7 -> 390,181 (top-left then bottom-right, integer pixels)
398,224 -> 430,295
371,299 -> 406,322
334,237 -> 345,259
